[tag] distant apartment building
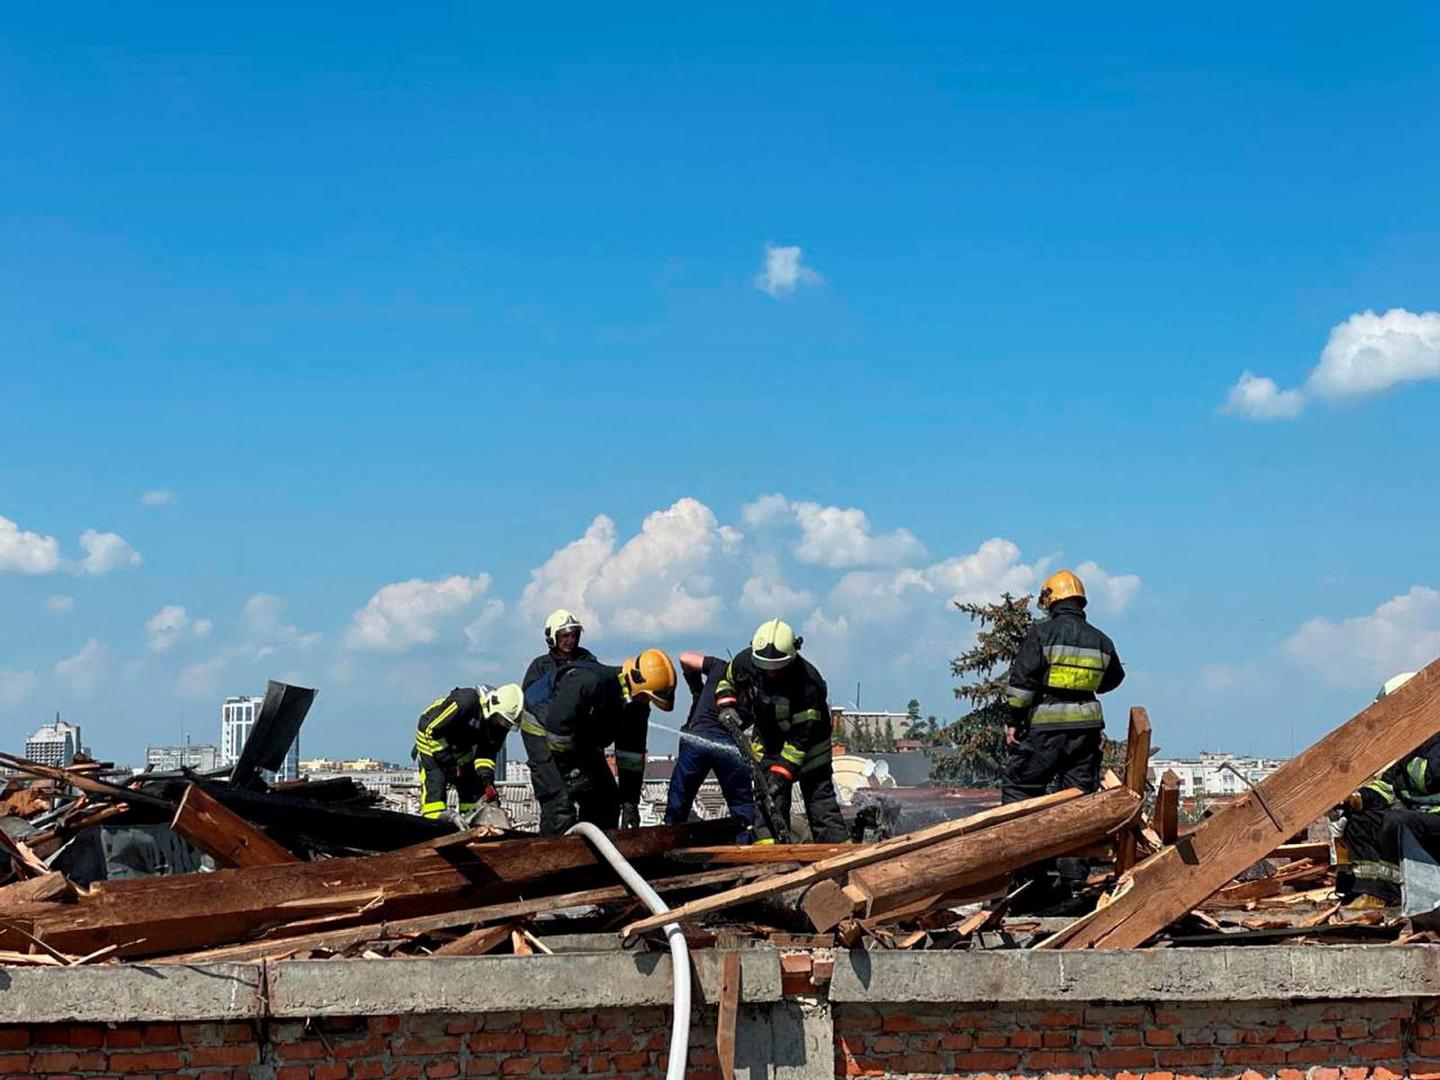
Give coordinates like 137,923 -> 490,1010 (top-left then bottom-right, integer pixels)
25,717 -> 82,767
1148,751 -> 1286,801
145,742 -> 221,773
220,694 -> 299,781
832,709 -> 913,742
300,758 -> 420,814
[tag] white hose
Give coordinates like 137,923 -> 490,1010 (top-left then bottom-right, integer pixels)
567,822 -> 690,1080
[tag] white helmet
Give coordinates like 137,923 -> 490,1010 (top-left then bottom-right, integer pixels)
481,683 -> 527,730
1377,672 -> 1418,702
544,609 -> 584,650
751,618 -> 799,672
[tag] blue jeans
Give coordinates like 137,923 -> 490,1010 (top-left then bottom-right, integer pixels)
664,736 -> 756,840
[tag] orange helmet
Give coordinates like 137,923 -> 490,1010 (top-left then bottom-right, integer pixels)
1038,569 -> 1086,611
622,648 -> 677,712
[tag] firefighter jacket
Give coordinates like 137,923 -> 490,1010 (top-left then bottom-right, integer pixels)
414,687 -> 507,789
715,649 -> 834,776
543,661 -> 650,805
521,646 -> 598,736
1003,599 -> 1125,733
1363,731 -> 1440,810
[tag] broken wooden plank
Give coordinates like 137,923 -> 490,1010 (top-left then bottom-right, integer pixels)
622,787 -> 1084,936
670,844 -> 856,865
845,785 -> 1142,920
1269,840 -> 1331,864
717,950 -> 741,1080
1114,707 -> 1153,875
171,783 -> 299,868
1155,769 -> 1180,845
0,828 -> 50,879
0,752 -> 172,810
1056,656 -> 1440,949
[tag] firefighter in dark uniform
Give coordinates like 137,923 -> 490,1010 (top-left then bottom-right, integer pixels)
1338,672 -> 1425,909
1001,569 -> 1126,804
664,652 -> 758,839
715,619 -> 848,844
413,683 -> 526,821
521,610 -> 598,835
538,648 -> 677,834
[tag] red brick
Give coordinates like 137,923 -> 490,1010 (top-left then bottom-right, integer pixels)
1353,1041 -> 1405,1061
0,1054 -> 30,1073
975,1031 -> 1009,1049
613,1051 -> 650,1070
538,1056 -> 571,1074
1036,1009 -> 1084,1027
1290,1045 -> 1346,1065
29,1051 -> 81,1071
275,1066 -> 311,1080
560,1011 -> 595,1031
1223,1046 -> 1288,1066
314,1066 -> 349,1080
392,1063 -> 427,1080
427,1062 -> 461,1079
353,1064 -> 389,1080
188,1044 -> 260,1068
898,1052 -> 944,1072
397,1036 -> 462,1055
61,1025 -> 105,1049
1310,1070 -> 1343,1080
1145,1029 -> 1178,1047
369,1016 -> 402,1035
1307,1024 -> 1341,1041
882,1013 -> 928,1033
445,1018 -> 480,1035
501,1057 -> 539,1075
471,1033 -> 525,1053
1339,1020 -> 1370,1040
1112,1030 -> 1144,1047
1042,1030 -> 1072,1048
106,1028 -> 145,1049
143,1023 -> 180,1046
1093,1048 -> 1158,1069
1027,1050 -> 1086,1069
108,1050 -> 186,1072
1009,1030 -> 1043,1048
1155,1048 -> 1218,1068
276,1040 -> 329,1061
950,1050 -> 1022,1070
940,1033 -> 973,1050
335,1037 -> 390,1059
464,1061 -> 500,1077
1420,1040 -> 1440,1058
870,1035 -> 904,1053
0,1029 -> 26,1050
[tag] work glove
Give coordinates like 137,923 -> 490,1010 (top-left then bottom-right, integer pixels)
619,802 -> 641,830
763,757 -> 797,787
564,766 -> 596,798
483,785 -> 501,804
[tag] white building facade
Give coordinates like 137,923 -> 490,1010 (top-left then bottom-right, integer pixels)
220,694 -> 299,781
1148,751 -> 1286,800
25,718 -> 82,767
145,742 -> 221,772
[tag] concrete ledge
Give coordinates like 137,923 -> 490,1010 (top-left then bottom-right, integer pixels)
267,951 -> 783,1017
829,944 -> 1440,1003
0,963 -> 262,1023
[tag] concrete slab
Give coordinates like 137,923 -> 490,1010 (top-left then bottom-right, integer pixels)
0,963 -> 262,1023
829,944 -> 1440,1003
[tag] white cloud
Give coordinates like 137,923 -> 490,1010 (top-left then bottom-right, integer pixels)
1222,309 -> 1440,420
145,605 -> 212,652
1220,371 -> 1306,421
46,595 -> 75,615
346,573 -> 495,652
78,529 -> 142,574
739,559 -> 816,617
1284,585 -> 1440,690
54,638 -> 107,696
521,498 -> 739,640
139,490 -> 175,506
1074,561 -> 1142,616
0,669 -> 37,708
742,494 -> 925,569
753,243 -> 823,298
0,515 -> 61,574
463,599 -> 507,651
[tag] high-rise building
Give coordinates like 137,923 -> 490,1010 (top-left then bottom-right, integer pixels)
145,742 -> 222,773
220,695 -> 300,782
25,717 -> 82,767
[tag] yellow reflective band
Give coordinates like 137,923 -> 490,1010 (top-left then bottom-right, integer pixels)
1410,758 -> 1429,793
421,802 -> 447,819
780,744 -> 804,765
754,837 -> 777,846
1005,685 -> 1036,707
458,802 -> 477,813
1364,779 -> 1396,803
520,715 -> 547,738
424,702 -> 459,736
475,758 -> 496,771
1046,662 -> 1105,691
548,736 -> 574,752
793,709 -> 820,724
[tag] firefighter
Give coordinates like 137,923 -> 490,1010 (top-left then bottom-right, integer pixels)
1337,672 -> 1425,909
714,619 -> 848,844
413,683 -> 526,822
663,652 -> 757,839
520,610 -> 599,836
1001,569 -> 1126,803
536,648 -> 676,834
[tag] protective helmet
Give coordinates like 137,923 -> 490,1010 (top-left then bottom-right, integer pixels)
1038,570 -> 1086,611
544,609 -> 583,650
621,649 -> 677,712
482,683 -> 527,730
1376,672 -> 1418,702
751,618 -> 799,671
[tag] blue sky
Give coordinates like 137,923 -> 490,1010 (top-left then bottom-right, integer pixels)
3,5 -> 1439,765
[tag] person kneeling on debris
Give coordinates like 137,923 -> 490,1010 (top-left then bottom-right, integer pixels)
663,652 -> 758,841
714,619 -> 848,844
535,649 -> 676,834
413,683 -> 526,824
1000,570 -> 1125,907
1336,671 -> 1430,910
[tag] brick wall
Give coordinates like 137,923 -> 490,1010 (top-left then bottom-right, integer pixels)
835,999 -> 1440,1079
0,1007 -> 723,1079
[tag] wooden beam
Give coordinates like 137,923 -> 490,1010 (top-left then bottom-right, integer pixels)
670,844 -> 856,865
717,950 -> 741,1080
845,786 -> 1142,919
171,783 -> 299,868
1155,769 -> 1180,845
1113,707 -> 1153,876
433,922 -> 514,957
1055,656 -> 1440,949
622,788 -> 1084,936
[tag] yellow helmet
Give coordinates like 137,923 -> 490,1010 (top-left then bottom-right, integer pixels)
481,683 -> 527,730
622,649 -> 677,712
544,609 -> 583,649
751,618 -> 799,671
1038,569 -> 1086,611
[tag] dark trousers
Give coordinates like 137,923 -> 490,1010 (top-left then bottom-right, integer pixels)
664,737 -> 756,840
775,768 -> 849,844
1001,727 -> 1103,804
418,751 -> 479,819
1375,807 -> 1440,906
1338,789 -> 1400,903
524,731 -> 620,835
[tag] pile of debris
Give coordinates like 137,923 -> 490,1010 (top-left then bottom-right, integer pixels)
0,664 -> 1438,966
